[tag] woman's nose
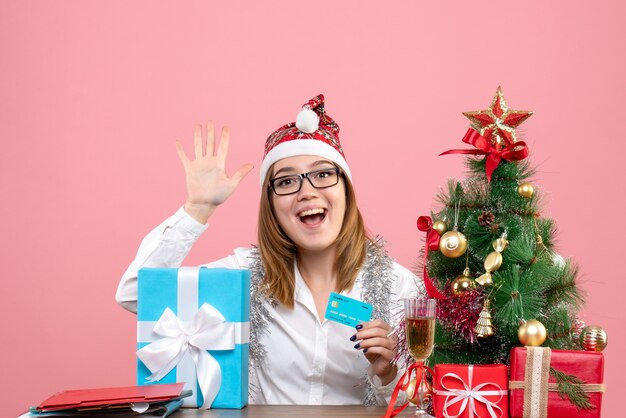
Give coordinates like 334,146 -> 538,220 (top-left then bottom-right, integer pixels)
297,178 -> 318,199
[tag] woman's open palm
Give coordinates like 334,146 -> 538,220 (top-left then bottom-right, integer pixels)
176,122 -> 253,223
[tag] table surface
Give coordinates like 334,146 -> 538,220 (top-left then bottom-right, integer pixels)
174,405 -> 409,417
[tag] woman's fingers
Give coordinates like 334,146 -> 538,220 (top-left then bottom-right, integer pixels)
194,125 -> 204,158
231,163 -> 254,187
359,319 -> 392,331
180,121 -> 252,213
356,336 -> 396,351
206,121 -> 215,157
190,122 -> 227,163
353,320 -> 397,360
355,320 -> 393,339
216,126 -> 230,165
363,345 -> 396,362
175,140 -> 190,169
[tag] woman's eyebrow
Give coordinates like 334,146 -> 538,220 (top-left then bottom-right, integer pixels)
273,160 -> 334,177
273,166 -> 296,177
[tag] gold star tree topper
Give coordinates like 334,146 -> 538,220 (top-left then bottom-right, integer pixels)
463,87 -> 533,150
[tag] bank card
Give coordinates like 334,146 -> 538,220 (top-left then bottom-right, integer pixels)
324,292 -> 373,327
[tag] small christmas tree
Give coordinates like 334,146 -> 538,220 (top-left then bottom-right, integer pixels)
420,87 -> 585,366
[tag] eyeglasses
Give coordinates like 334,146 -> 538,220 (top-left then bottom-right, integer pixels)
269,167 -> 341,196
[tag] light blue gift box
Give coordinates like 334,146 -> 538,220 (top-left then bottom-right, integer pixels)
137,267 -> 250,409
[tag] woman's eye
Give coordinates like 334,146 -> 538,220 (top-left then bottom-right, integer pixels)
277,178 -> 295,187
314,169 -> 334,179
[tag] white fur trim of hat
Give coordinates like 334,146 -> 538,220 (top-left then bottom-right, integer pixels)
259,139 -> 351,188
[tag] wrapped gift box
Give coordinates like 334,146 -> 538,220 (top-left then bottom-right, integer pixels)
136,267 -> 250,409
509,347 -> 604,418
433,364 -> 508,418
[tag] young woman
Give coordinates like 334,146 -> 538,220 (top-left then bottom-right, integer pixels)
116,95 -> 423,405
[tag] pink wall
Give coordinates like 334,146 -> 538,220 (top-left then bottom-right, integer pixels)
2,1 -> 623,415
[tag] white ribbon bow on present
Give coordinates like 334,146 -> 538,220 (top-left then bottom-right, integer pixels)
136,303 -> 235,409
437,365 -> 507,418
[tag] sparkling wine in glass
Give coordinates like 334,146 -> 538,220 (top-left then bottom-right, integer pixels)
404,298 -> 436,417
406,316 -> 436,360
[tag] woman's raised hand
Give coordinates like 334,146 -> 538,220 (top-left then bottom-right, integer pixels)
176,122 -> 254,224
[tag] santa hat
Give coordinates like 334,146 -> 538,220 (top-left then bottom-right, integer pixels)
259,94 -> 351,188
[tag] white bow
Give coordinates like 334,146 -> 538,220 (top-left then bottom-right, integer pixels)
136,303 -> 235,409
437,365 -> 507,418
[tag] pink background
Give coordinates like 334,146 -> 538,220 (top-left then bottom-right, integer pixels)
2,1 -> 623,416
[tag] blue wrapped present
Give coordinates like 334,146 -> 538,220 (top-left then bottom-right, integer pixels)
136,267 -> 250,409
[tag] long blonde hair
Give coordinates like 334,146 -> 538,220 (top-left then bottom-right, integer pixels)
257,168 -> 370,307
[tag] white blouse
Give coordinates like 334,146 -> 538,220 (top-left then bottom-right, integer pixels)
116,207 -> 422,405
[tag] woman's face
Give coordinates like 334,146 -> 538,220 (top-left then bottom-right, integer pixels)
270,155 -> 346,254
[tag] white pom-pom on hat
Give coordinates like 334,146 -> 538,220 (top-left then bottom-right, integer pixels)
295,107 -> 319,133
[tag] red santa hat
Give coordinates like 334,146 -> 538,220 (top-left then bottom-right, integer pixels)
259,94 -> 351,187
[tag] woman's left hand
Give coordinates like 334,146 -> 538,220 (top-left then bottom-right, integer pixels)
353,319 -> 397,386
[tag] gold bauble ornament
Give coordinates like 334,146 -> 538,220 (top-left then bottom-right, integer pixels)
432,220 -> 448,236
580,325 -> 608,352
404,377 -> 419,404
403,372 -> 432,405
475,301 -> 494,338
518,319 -> 547,346
517,182 -> 534,199
452,268 -> 476,296
439,230 -> 468,258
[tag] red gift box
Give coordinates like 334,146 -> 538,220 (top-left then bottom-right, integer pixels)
509,347 -> 604,418
434,364 -> 509,418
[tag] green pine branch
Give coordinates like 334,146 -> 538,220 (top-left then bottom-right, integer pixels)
429,324 -> 511,366
550,367 -> 595,410
542,307 -> 577,348
501,226 -> 535,265
544,261 -> 585,310
435,180 -> 464,210
535,218 -> 556,248
491,265 -> 547,334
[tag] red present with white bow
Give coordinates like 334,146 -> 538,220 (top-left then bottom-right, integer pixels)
433,364 -> 509,418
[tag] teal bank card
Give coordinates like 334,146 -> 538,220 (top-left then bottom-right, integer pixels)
324,292 -> 373,327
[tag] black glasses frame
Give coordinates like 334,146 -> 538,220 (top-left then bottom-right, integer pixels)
269,167 -> 341,196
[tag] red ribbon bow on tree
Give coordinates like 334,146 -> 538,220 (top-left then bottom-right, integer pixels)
439,128 -> 529,181
417,216 -> 446,300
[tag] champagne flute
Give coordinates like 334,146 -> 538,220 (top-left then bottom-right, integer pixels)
404,297 -> 436,417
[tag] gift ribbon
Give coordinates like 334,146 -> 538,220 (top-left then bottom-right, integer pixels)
417,216 -> 446,299
439,128 -> 529,182
435,365 -> 507,418
137,303 -> 235,409
383,362 -> 435,418
520,347 -> 550,418
509,381 -> 605,392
